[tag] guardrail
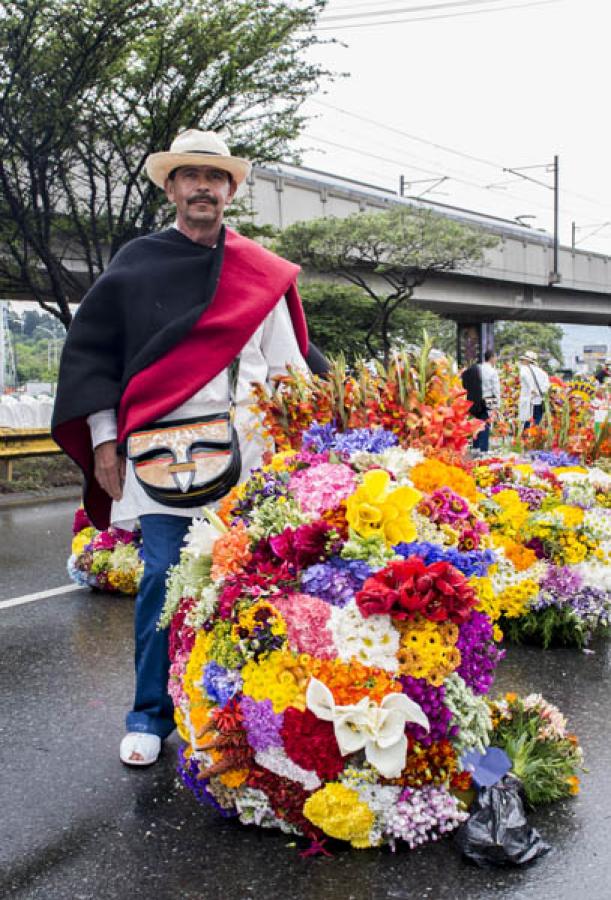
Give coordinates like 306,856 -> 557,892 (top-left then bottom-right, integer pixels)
0,428 -> 62,480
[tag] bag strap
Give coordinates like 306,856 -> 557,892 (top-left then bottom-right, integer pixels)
528,364 -> 545,397
228,355 -> 241,408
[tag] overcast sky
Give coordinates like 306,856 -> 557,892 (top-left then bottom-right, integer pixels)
295,0 -> 610,359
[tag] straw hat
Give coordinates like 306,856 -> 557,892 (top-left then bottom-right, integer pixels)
519,350 -> 538,363
145,130 -> 251,188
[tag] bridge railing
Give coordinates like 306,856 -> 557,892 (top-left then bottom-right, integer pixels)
0,428 -> 62,481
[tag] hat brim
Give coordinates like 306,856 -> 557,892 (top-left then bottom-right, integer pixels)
145,151 -> 251,188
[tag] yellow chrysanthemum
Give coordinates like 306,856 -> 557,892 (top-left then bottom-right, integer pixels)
304,783 -> 375,848
71,527 -> 95,556
345,469 -> 421,545
241,650 -> 308,712
396,616 -> 461,686
266,450 -> 299,472
555,505 -> 584,528
497,579 -> 539,618
184,631 -> 214,705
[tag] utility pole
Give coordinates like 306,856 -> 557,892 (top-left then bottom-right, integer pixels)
550,155 -> 560,284
502,157 -> 561,285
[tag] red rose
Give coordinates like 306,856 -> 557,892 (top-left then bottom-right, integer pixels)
356,556 -> 476,624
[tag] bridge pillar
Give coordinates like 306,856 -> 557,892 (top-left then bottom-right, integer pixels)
456,321 -> 494,366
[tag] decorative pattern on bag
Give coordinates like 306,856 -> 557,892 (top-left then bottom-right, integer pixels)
126,357 -> 242,508
129,418 -> 230,490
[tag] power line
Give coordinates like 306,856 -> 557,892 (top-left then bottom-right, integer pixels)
319,0 -> 510,24
310,99 -> 502,170
314,0 -> 561,31
301,130 -> 611,239
302,132 -> 557,214
307,98 -> 610,213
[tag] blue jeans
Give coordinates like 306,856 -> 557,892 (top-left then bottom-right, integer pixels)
473,420 -> 490,452
126,514 -> 191,739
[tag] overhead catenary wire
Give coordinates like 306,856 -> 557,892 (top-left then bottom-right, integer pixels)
319,0 -> 513,24
314,0 -> 562,31
301,132 -> 561,216
307,99 -> 610,214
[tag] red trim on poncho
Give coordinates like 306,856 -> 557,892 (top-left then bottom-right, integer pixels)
55,228 -> 307,529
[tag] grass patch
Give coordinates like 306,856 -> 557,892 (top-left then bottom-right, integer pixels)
0,454 -> 82,494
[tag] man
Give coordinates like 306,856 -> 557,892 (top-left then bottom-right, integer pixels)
519,350 -> 549,428
52,130 -> 312,766
461,353 -> 496,453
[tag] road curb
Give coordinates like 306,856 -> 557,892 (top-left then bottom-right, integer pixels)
0,485 -> 82,510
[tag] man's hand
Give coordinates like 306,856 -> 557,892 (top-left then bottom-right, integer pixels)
93,440 -> 125,501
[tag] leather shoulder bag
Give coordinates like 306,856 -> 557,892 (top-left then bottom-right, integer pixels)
126,359 -> 242,508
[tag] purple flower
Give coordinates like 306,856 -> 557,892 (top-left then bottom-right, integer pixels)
300,556 -> 372,607
527,450 -> 580,467
176,746 -> 237,816
302,423 -> 337,453
302,423 -> 398,456
202,661 -> 242,706
401,677 -> 458,746
456,611 -> 504,695
491,484 -> 547,510
241,696 -> 284,751
394,541 -> 496,578
332,427 -> 398,455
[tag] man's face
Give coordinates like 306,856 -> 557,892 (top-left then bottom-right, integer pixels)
165,165 -> 236,231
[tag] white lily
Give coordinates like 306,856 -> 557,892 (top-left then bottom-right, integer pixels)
306,677 -> 430,780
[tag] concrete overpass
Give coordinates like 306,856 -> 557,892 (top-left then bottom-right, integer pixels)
245,163 -> 611,328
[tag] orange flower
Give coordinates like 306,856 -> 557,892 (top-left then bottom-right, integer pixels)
308,656 -> 401,706
211,522 -> 252,580
218,486 -> 242,525
566,775 -> 580,796
410,459 -> 477,503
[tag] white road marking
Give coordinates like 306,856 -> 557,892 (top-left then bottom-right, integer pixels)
0,583 -> 86,610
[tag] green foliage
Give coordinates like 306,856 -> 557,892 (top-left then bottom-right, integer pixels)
491,697 -> 583,807
501,607 -> 609,650
299,280 -> 455,362
275,207 -> 497,362
495,321 -> 564,369
0,0 -> 333,326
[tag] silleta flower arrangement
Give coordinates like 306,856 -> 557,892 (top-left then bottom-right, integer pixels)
161,424 -> 515,851
473,454 -> 611,648
68,508 -> 143,595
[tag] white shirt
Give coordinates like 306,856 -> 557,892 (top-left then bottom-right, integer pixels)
479,362 -> 500,404
519,364 -> 550,421
88,296 -> 306,529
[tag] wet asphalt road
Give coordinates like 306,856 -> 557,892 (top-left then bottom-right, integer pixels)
1,500 -> 611,900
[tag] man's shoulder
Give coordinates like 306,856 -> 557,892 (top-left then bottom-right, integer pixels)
224,227 -> 299,277
112,230 -> 176,262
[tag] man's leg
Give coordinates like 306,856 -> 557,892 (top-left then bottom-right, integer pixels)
478,421 -> 490,452
533,403 -> 544,425
126,513 -> 191,739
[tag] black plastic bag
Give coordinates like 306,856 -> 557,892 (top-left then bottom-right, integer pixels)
455,775 -> 551,867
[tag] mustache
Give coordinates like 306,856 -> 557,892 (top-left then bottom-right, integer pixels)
188,193 -> 218,206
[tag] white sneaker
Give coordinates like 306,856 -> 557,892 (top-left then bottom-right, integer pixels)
119,732 -> 161,766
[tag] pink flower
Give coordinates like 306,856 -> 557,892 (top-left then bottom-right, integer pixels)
289,463 -> 357,516
270,521 -> 335,569
272,593 -> 335,658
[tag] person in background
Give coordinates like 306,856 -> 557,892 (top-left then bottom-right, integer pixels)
461,358 -> 487,452
519,350 -> 550,428
478,349 -> 501,450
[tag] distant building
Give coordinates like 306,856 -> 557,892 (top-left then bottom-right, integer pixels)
581,344 -> 608,374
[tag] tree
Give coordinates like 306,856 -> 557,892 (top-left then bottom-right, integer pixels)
495,321 -> 564,369
0,0 -> 332,327
275,207 -> 497,363
300,280 -> 456,362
